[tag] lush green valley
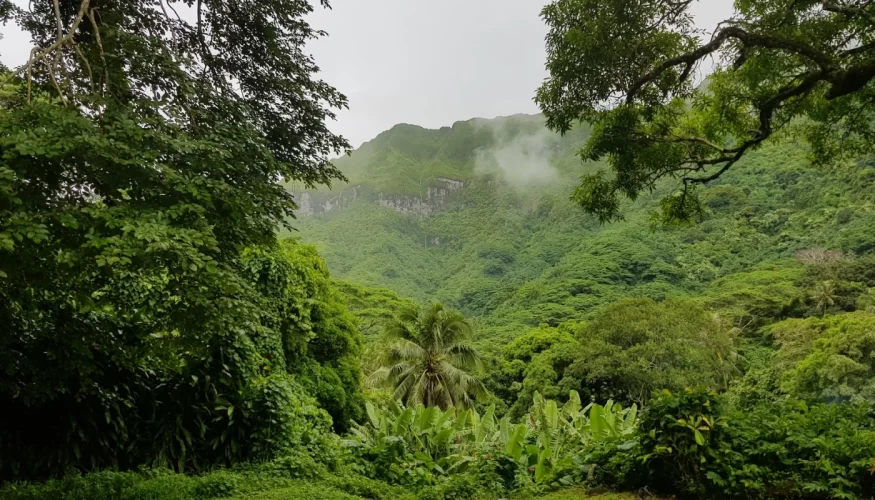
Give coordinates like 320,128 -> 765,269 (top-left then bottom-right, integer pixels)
291,114 -> 875,347
276,112 -> 875,498
5,0 -> 875,499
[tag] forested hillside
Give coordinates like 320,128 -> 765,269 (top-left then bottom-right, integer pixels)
291,113 -> 875,346
6,0 -> 875,498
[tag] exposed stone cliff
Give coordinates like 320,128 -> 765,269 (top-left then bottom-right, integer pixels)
294,177 -> 464,216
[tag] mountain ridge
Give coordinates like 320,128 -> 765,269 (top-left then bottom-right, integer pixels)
288,113 -> 875,347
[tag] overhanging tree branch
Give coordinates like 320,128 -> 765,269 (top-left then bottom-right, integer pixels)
822,0 -> 875,25
682,69 -> 824,185
627,25 -> 834,103
539,0 -> 875,221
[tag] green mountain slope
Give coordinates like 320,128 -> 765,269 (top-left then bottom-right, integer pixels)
288,114 -> 875,347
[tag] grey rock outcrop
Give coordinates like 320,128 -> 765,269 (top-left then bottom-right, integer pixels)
293,178 -> 464,217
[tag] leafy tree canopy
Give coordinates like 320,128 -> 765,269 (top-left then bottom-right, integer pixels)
768,312 -> 875,402
0,0 -> 353,478
241,240 -> 364,431
567,298 -> 739,405
700,260 -> 805,331
333,280 -> 419,341
537,0 -> 875,222
488,324 -> 579,419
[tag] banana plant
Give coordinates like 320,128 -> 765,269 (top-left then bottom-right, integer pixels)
584,399 -> 638,443
347,401 -> 500,461
499,417 -> 529,461
522,390 -> 639,482
347,392 -> 639,485
470,404 -> 498,445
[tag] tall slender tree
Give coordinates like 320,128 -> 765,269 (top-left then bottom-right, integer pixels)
812,280 -> 838,316
369,303 -> 486,409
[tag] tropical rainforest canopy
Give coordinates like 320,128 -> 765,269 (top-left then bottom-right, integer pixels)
3,0 -> 875,499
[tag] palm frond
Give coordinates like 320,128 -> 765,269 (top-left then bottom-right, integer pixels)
369,302 -> 488,409
366,366 -> 392,389
444,343 -> 482,371
386,339 -> 427,364
384,322 -> 417,343
442,316 -> 474,345
437,361 -> 486,408
392,368 -> 420,403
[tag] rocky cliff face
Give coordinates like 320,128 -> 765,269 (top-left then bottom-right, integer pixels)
294,177 -> 464,216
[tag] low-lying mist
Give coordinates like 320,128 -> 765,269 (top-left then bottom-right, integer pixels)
473,118 -> 563,189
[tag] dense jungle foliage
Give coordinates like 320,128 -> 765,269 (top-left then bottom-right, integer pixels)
285,110 -> 875,498
0,0 -> 358,482
5,0 -> 875,499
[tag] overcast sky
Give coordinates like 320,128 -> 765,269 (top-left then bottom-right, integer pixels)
0,0 -> 736,148
306,0 -> 736,147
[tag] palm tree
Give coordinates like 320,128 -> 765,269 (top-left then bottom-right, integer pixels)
368,302 -> 486,409
812,280 -> 837,316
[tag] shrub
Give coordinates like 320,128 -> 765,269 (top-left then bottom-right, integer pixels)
707,401 -> 875,499
578,440 -> 643,491
768,313 -> 875,402
635,389 -> 726,496
0,470 -> 199,500
0,471 -> 140,500
601,389 -> 875,499
418,473 -> 490,500
567,300 -> 739,406
243,373 -> 333,460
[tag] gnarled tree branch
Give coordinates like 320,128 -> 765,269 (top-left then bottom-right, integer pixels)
17,0 -> 91,103
681,70 -> 825,186
627,25 -> 834,103
822,0 -> 875,25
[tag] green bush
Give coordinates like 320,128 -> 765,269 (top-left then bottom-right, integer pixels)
241,241 -> 365,432
191,470 -> 240,499
707,402 -> 875,499
635,389 -> 726,496
418,473 -> 493,500
242,373 -> 333,460
324,470 -> 417,500
258,449 -> 328,480
578,439 -> 643,491
767,313 -> 875,403
1,240 -> 364,479
567,300 -> 739,406
0,464 -> 417,500
0,471 -> 141,500
0,470 -> 200,500
589,389 -> 875,499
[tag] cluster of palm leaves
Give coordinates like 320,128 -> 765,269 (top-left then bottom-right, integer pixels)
344,390 -> 638,484
367,303 -> 486,409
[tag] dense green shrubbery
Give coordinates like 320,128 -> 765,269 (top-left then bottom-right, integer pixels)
0,240 -> 363,478
0,0 -> 358,482
485,299 -> 739,416
241,242 -> 365,431
7,385 -> 875,500
342,391 -> 638,496
586,389 -> 875,500
486,324 -> 579,419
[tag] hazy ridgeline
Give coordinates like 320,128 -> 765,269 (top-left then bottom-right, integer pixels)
291,114 -> 875,347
